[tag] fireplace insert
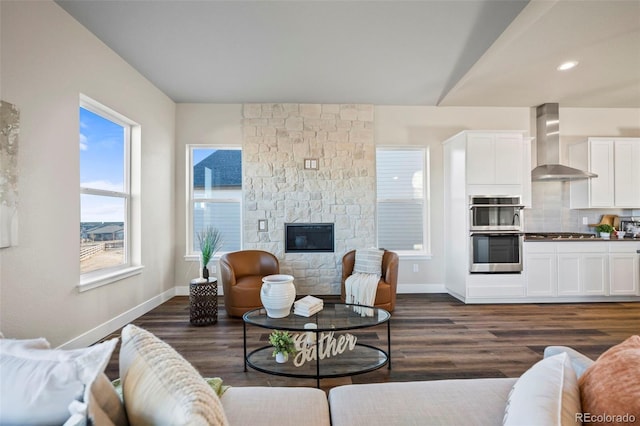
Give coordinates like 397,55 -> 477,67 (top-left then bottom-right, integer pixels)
285,223 -> 334,253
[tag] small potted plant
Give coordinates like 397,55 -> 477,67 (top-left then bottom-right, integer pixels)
269,330 -> 297,363
595,224 -> 614,240
197,226 -> 223,280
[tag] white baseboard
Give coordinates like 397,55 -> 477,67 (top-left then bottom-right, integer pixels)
175,285 -> 189,296
58,287 -> 176,349
397,283 -> 446,294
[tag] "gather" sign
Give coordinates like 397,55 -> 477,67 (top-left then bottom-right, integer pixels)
292,331 -> 357,367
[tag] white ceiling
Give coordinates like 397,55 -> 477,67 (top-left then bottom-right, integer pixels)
56,0 -> 640,108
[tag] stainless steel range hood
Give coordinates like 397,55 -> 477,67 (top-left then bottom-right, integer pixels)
531,103 -> 597,181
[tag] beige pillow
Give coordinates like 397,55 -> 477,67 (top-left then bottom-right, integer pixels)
503,352 -> 581,426
119,324 -> 229,426
354,248 -> 384,275
87,372 -> 129,426
579,335 -> 640,425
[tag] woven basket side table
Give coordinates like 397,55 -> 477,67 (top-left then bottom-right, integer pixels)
189,277 -> 218,326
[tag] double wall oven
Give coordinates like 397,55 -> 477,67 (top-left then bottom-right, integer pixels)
469,196 -> 524,273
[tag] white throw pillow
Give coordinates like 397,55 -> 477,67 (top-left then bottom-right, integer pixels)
0,337 -> 118,425
353,248 -> 384,275
503,352 -> 581,426
119,324 -> 229,426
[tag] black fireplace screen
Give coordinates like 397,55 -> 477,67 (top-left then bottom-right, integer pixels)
285,223 -> 334,253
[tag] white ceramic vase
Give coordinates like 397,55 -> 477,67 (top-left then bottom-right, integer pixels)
275,352 -> 288,363
261,274 -> 296,318
600,232 -> 611,240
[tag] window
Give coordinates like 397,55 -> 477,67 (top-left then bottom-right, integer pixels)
376,148 -> 427,253
188,146 -> 242,256
79,98 -> 132,278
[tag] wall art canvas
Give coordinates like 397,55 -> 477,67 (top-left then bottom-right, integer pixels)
1,100 -> 20,248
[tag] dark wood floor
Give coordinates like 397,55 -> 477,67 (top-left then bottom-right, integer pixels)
100,294 -> 640,393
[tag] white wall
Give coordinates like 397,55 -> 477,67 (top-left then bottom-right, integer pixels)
0,1 -> 176,346
174,104 -> 243,287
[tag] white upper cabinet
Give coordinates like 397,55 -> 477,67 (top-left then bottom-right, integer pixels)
613,139 -> 640,207
466,133 -> 525,186
569,137 -> 640,209
442,131 -> 530,206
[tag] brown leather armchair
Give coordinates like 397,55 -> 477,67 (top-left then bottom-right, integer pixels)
219,250 -> 280,318
340,249 -> 399,312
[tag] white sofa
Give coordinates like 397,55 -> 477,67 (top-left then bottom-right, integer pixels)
3,325 -> 638,426
328,346 -> 594,426
221,346 -> 593,426
226,341 -> 640,426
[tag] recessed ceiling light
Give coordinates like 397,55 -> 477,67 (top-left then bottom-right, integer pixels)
557,61 -> 579,71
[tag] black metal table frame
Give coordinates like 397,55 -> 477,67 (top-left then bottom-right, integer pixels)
243,303 -> 391,388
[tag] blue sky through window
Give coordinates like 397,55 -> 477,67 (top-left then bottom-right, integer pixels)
80,107 -> 125,222
193,148 -> 214,166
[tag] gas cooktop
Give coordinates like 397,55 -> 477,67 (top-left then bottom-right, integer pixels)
525,232 -> 597,240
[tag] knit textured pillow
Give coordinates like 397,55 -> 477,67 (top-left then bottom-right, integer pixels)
353,248 -> 384,275
578,335 -> 640,425
119,324 -> 229,426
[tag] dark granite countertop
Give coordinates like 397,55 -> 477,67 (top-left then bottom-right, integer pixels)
524,232 -> 639,242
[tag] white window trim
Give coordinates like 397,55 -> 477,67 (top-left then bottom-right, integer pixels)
78,95 -> 141,291
186,144 -> 243,258
79,266 -> 144,292
376,146 -> 431,256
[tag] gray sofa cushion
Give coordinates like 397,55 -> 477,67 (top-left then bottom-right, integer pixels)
221,386 -> 330,426
329,378 -> 517,426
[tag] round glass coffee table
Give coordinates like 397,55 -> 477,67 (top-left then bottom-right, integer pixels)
243,303 -> 391,388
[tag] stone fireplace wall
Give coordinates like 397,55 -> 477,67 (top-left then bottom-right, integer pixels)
242,103 -> 375,294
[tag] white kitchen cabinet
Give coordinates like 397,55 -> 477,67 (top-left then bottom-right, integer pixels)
524,242 -> 557,297
610,254 -> 639,295
557,244 -> 609,296
583,254 -> 609,295
466,133 -> 525,186
557,254 -> 583,295
587,140 -> 614,207
569,137 -> 640,208
524,241 -> 631,298
444,130 -> 531,206
466,133 -> 494,185
614,140 -> 640,207
609,242 -> 640,295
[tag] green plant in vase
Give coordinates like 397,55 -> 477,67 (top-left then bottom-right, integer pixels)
269,330 -> 297,363
197,226 -> 223,280
595,224 -> 614,239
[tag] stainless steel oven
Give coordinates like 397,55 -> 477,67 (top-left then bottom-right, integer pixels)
469,196 -> 524,231
469,196 -> 524,273
470,231 -> 523,273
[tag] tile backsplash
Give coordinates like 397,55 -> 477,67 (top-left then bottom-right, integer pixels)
525,181 -> 633,233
